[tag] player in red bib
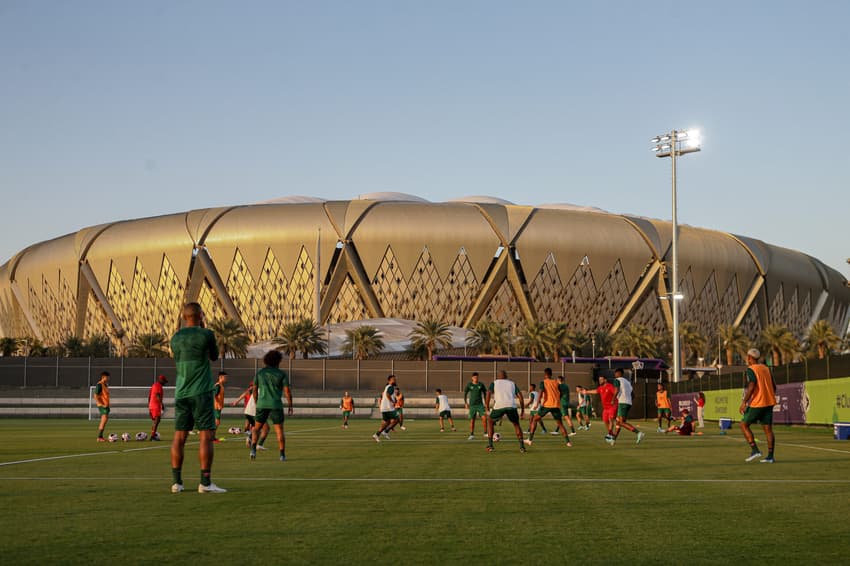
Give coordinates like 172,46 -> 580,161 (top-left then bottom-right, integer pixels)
148,375 -> 168,440
583,375 -> 618,443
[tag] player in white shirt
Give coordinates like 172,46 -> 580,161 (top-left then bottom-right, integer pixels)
485,370 -> 526,453
372,375 -> 400,442
526,383 -> 549,434
608,369 -> 645,446
435,389 -> 457,432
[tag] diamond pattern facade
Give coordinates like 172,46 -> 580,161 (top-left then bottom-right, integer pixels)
2,199 -> 848,356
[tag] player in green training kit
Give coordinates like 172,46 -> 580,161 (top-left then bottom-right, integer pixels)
169,303 -> 225,493
556,375 -> 577,436
249,349 -> 293,462
463,372 -> 488,440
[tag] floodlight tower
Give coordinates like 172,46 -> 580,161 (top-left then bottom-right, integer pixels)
651,129 -> 701,382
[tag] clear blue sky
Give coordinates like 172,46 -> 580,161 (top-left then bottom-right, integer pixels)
1,1 -> 848,277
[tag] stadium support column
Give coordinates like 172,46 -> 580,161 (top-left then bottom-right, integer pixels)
193,246 -> 244,327
79,262 -> 127,351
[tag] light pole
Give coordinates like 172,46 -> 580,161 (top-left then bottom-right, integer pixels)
651,128 -> 701,382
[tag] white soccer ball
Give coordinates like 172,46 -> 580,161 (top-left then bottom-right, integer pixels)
135,432 -> 148,441
228,426 -> 242,435
152,432 -> 160,441
492,432 -> 502,442
107,433 -> 119,442
121,432 -> 131,442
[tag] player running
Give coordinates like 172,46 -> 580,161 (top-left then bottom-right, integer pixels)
435,389 -> 457,432
526,383 -> 548,435
575,386 -> 592,430
394,388 -> 406,431
583,375 -> 618,442
557,376 -> 578,436
373,375 -> 400,442
249,350 -> 293,462
525,368 -> 572,447
608,369 -> 645,446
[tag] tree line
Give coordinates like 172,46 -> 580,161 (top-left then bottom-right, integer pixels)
0,318 -> 846,366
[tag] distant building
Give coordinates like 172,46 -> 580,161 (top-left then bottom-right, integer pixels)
1,193 -> 848,352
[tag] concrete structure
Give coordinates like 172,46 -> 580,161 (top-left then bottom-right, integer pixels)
1,193 -> 848,353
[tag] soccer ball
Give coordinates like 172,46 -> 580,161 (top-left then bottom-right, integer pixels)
107,433 -> 119,442
492,432 -> 502,442
135,432 -> 148,441
151,432 -> 160,441
228,426 -> 242,435
121,432 -> 131,442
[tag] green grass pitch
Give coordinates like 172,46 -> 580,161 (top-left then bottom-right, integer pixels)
1,417 -> 849,564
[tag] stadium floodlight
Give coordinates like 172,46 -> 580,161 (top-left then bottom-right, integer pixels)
650,128 -> 702,382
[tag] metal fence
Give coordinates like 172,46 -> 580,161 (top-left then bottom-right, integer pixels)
0,357 -> 600,393
668,354 -> 850,395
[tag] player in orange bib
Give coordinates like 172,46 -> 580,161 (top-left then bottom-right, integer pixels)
340,392 -> 355,429
739,348 -> 777,463
655,383 -> 672,432
94,371 -> 111,442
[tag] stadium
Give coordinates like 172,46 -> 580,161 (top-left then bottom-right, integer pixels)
1,193 -> 848,353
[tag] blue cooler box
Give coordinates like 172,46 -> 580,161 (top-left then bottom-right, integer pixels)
834,423 -> 850,440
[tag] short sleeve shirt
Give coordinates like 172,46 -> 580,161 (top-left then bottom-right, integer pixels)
253,367 -> 290,410
170,326 -> 219,399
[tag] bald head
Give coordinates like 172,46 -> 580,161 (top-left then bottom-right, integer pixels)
182,302 -> 204,326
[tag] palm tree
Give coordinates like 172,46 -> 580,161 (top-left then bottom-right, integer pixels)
128,333 -> 170,358
805,319 -> 841,359
760,324 -> 798,366
515,321 -> 552,360
83,334 -> 111,358
61,335 -> 86,358
611,324 -> 657,358
273,321 -> 302,360
678,322 -> 707,365
207,318 -> 250,359
465,319 -> 512,356
294,319 -> 327,359
408,319 -> 453,361
544,322 -> 585,361
0,337 -> 17,357
274,319 -> 327,360
717,324 -> 750,365
342,326 -> 385,360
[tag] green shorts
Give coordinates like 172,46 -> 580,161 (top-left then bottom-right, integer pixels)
174,392 -> 215,431
580,406 -> 591,416
98,406 -> 110,416
214,409 -> 222,420
255,408 -> 285,425
561,404 -> 574,418
538,407 -> 563,420
381,410 -> 398,422
657,408 -> 671,416
742,405 -> 774,425
342,410 -> 351,418
396,407 -> 404,415
489,407 -> 520,424
439,410 -> 452,418
617,404 -> 632,418
468,405 -> 486,419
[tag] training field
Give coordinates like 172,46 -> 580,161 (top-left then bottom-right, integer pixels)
1,417 -> 849,564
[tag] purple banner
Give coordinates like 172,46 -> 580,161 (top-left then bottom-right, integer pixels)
773,382 -> 807,424
671,393 -> 696,418
672,382 -> 807,424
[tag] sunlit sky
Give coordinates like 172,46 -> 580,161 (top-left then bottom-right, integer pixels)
1,1 -> 848,278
